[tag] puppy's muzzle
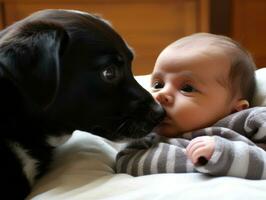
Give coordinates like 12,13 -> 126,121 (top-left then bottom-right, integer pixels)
148,102 -> 165,124
129,101 -> 165,138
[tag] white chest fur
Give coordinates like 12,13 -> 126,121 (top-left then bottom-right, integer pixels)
7,134 -> 71,186
8,142 -> 38,186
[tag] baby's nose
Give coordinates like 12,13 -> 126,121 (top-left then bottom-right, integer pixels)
155,92 -> 174,105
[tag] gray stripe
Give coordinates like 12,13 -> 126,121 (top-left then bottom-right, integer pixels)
157,144 -> 170,173
213,128 -> 255,145
116,149 -> 136,173
143,147 -> 157,174
192,129 -> 209,138
229,113 -> 246,132
174,148 -> 189,173
204,137 -> 234,176
244,108 -> 266,137
246,146 -> 264,179
168,138 -> 189,148
131,150 -> 147,176
215,108 -> 250,133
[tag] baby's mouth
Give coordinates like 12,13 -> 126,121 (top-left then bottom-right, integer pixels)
152,114 -> 172,132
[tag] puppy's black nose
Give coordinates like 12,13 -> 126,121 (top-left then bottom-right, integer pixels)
149,103 -> 166,123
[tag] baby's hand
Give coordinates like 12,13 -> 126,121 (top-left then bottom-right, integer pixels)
186,136 -> 215,165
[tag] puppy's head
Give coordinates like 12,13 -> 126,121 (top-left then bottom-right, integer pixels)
0,9 -> 165,140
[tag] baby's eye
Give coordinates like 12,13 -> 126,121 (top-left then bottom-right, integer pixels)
152,81 -> 164,89
180,84 -> 197,93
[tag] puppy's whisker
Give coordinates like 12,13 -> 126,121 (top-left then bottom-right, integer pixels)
115,118 -> 131,134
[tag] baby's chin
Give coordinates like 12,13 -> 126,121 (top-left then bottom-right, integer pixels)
152,124 -> 180,138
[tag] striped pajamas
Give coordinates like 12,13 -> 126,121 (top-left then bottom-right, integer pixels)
116,107 -> 266,179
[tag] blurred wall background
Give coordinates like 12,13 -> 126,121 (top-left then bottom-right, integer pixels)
0,0 -> 265,75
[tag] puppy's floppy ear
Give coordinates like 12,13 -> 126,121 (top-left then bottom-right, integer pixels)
0,21 -> 69,110
0,68 -> 26,119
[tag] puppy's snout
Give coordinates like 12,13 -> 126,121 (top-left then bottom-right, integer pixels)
148,103 -> 166,124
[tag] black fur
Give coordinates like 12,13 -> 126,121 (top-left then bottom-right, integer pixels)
0,9 -> 165,199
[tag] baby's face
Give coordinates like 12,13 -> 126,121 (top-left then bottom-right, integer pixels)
151,44 -> 239,137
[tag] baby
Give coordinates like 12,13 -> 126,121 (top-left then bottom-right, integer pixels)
116,33 -> 266,179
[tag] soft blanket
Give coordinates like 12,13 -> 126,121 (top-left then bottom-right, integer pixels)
116,107 -> 266,179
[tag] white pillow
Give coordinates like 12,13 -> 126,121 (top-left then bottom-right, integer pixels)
135,68 -> 266,107
252,68 -> 266,106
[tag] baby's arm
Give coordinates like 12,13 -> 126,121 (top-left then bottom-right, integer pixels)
187,134 -> 266,179
115,133 -> 194,176
185,107 -> 266,179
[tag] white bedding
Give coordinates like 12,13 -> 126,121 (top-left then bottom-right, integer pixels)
28,68 -> 266,200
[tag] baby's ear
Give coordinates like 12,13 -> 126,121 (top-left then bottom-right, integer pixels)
234,99 -> 250,111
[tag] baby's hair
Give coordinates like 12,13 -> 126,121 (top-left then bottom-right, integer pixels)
170,33 -> 256,102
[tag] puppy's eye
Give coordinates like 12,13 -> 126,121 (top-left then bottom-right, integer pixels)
101,64 -> 119,83
152,81 -> 164,89
180,84 -> 197,93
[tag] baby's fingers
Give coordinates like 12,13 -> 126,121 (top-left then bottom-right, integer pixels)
186,136 -> 215,165
190,146 -> 210,164
186,138 -> 205,161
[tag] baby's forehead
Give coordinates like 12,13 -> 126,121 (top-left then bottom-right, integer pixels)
164,44 -> 227,63
166,40 -> 235,66
171,36 -> 237,54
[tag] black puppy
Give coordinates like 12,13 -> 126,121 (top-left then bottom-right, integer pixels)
0,9 -> 165,199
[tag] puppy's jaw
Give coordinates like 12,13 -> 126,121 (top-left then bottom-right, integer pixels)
88,117 -> 160,141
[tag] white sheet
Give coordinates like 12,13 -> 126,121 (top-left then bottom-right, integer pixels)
28,68 -> 266,200
28,131 -> 266,200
